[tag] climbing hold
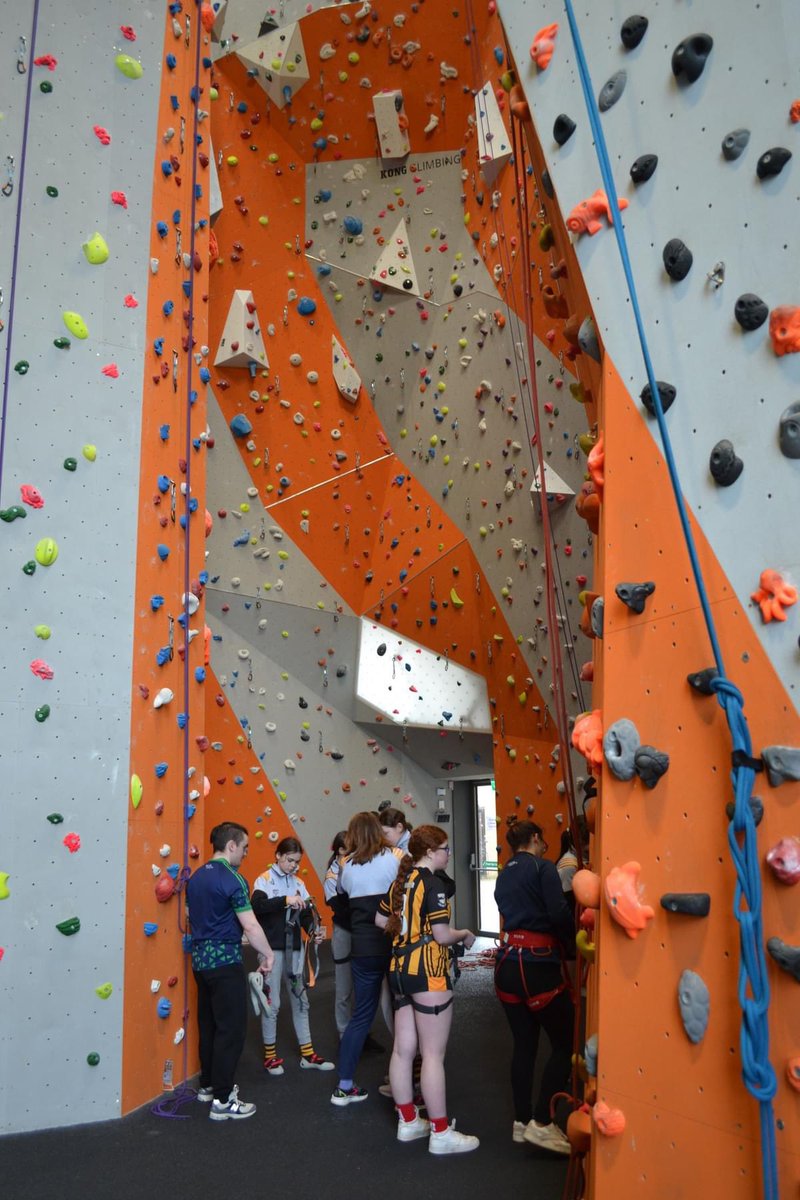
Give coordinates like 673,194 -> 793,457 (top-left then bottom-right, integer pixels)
35,538 -> 59,566
14,361 -> 30,376
87,1053 -> 100,1066
157,998 -> 172,1018
603,719 -> 640,781
377,643 -> 387,656
82,232 -> 109,264
115,53 -> 143,79
30,659 -> 54,680
598,70 -> 626,112
678,969 -> 710,1043
766,837 -> 800,885
751,570 -> 797,623
155,876 -> 176,903
779,402 -> 800,458
662,238 -> 693,281
566,190 -> 627,237
143,922 -> 158,936
640,380 -> 676,417
20,485 -> 44,508
721,128 -> 750,162
766,937 -> 800,982
614,581 -> 655,614
761,745 -> 800,787
0,506 -> 26,521
604,862 -> 654,938
56,917 -> 81,936
46,812 -> 63,824
63,457 -> 77,471
756,147 -> 792,181
572,711 -> 604,770
660,893 -> 711,917
529,22 -> 559,70
297,297 -> 316,316
787,1059 -> 800,1092
769,306 -> 800,356
131,775 -> 143,809
575,929 -> 596,963
592,1101 -> 626,1137
62,311 -> 89,339
53,337 -> 70,349
34,705 -> 50,723
630,153 -> 657,184
450,588 -> 464,609
95,983 -> 113,999
620,14 -> 648,50
553,114 -> 576,146
709,439 -> 743,486
230,413 -> 253,438
734,292 -> 768,331
590,596 -> 604,638
573,869 -> 601,909
671,34 -> 713,85
578,317 -> 600,361
22,561 -> 37,576
725,794 -> 764,826
0,872 -> 9,899
634,745 -> 670,789
153,688 -> 174,709
63,832 -> 80,854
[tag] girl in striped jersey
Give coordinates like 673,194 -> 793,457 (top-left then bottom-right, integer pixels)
377,825 -> 479,1155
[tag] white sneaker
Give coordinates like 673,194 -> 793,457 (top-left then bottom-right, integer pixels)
522,1120 -> 570,1155
512,1120 -> 527,1143
397,1111 -> 431,1142
209,1085 -> 256,1121
299,1054 -> 335,1071
428,1121 -> 480,1155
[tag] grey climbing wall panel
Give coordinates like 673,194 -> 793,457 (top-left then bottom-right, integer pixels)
0,0 -> 162,1134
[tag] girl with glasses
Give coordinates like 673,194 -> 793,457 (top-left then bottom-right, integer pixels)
251,837 -> 333,1076
377,825 -> 479,1155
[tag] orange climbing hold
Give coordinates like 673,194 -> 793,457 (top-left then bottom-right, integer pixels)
790,100 -> 800,124
573,868 -> 601,909
508,84 -> 530,122
529,23 -> 559,70
200,3 -> 216,31
566,190 -> 628,237
587,433 -> 604,498
575,483 -> 600,535
571,710 -> 604,770
769,306 -> 800,356
604,862 -> 655,939
592,1100 -> 626,1137
751,568 -> 798,622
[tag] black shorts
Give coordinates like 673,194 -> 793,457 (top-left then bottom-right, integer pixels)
388,969 -> 452,998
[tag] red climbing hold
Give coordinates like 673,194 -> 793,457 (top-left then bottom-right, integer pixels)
20,484 -> 44,508
63,832 -> 81,854
102,363 -> 119,378
120,25 -> 137,41
33,54 -> 58,71
111,191 -> 128,208
93,125 -> 112,146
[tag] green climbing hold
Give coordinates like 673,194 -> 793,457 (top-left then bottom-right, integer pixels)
40,80 -> 53,93
0,872 -> 9,900
35,537 -> 58,566
46,186 -> 59,197
14,361 -> 30,375
53,337 -> 70,349
22,560 -> 36,575
56,916 -> 80,936
34,624 -> 52,639
87,1052 -> 100,1067
63,457 -> 78,471
62,311 -> 88,339
0,506 -> 26,522
34,704 -> 51,723
115,54 -> 143,79
95,982 -> 113,1000
82,232 -> 109,265
46,812 -> 64,824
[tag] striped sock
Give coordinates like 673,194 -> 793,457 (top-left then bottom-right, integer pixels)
264,1042 -> 276,1062
299,1042 -> 315,1060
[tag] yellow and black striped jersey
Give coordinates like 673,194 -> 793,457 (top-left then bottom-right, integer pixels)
381,867 -> 451,981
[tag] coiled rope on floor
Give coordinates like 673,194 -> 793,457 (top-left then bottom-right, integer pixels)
560,3 -> 778,1196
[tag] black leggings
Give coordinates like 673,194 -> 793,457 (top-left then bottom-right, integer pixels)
495,956 -> 574,1125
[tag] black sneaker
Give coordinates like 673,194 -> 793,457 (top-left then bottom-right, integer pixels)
330,1085 -> 369,1107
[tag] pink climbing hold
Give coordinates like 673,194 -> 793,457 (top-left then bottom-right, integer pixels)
123,294 -> 139,308
63,832 -> 81,854
20,484 -> 44,509
93,125 -> 112,146
102,363 -> 120,378
111,191 -> 128,208
30,659 -> 54,681
33,54 -> 58,71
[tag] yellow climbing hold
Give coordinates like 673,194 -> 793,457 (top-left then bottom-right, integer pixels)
83,445 -> 97,462
63,311 -> 89,339
518,691 -> 527,706
450,588 -> 464,609
259,215 -> 269,226
131,774 -> 143,809
34,624 -> 52,639
82,232 -> 109,264
277,550 -> 289,560
0,871 -> 9,899
95,982 -> 114,999
35,537 -> 59,566
506,675 -> 516,686
281,630 -> 289,638
240,502 -> 250,513
227,155 -> 239,166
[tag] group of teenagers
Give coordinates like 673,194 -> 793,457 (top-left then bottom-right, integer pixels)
186,804 -> 580,1158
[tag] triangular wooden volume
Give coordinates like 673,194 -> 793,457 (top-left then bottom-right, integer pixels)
214,290 -> 269,369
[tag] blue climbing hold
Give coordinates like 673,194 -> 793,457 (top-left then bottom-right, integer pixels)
230,413 -> 253,438
159,424 -> 170,440
151,594 -> 165,610
343,216 -> 363,236
156,646 -> 171,666
144,922 -> 158,937
166,863 -> 180,879
157,998 -> 172,1019
154,337 -> 164,356
157,545 -> 170,561
155,762 -> 168,777
177,713 -> 188,729
156,221 -> 168,238
161,161 -> 173,177
195,666 -> 206,682
157,475 -> 170,493
163,300 -> 174,316
166,53 -> 177,69
297,297 -> 316,316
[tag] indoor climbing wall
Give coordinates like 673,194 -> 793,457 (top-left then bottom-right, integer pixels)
203,0 -> 596,889
498,0 -> 800,1195
0,0 -> 170,1133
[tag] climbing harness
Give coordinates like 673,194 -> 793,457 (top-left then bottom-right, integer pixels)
562,5 -> 779,1196
494,931 -> 572,1013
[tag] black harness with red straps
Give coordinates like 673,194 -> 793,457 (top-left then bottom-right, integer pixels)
494,929 -> 572,1013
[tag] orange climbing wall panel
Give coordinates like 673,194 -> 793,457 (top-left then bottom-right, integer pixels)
588,358 -> 799,1197
121,9 -> 212,1112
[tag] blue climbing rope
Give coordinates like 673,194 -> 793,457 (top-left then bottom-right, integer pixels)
559,4 -> 779,1197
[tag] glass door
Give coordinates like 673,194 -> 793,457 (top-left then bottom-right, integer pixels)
474,781 -> 500,935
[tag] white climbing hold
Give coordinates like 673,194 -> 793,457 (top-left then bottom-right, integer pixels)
159,844 -> 171,857
153,688 -> 174,709
265,722 -> 277,732
284,759 -> 297,772
182,592 -> 200,615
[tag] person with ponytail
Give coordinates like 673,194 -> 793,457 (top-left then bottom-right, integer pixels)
330,812 -> 404,1107
376,825 -> 479,1155
493,820 -> 574,1155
